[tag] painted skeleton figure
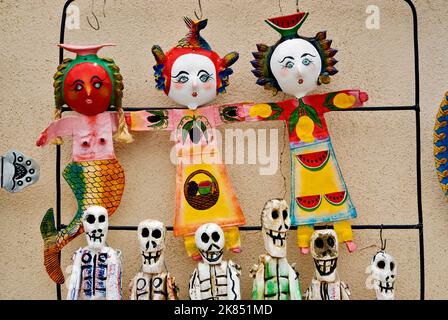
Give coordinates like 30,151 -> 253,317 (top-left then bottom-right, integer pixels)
129,219 -> 178,300
67,206 -> 122,300
305,229 -> 350,300
367,251 -> 397,300
251,199 -> 301,300
189,223 -> 241,300
0,150 -> 39,192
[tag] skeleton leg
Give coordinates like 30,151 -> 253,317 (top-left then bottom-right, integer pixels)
297,225 -> 314,253
224,227 -> 241,253
333,221 -> 356,252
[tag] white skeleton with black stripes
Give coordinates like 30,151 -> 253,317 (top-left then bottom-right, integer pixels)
189,223 -> 241,300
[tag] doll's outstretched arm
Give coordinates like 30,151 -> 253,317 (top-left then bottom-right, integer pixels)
36,117 -> 75,147
123,109 -> 173,131
308,90 -> 369,113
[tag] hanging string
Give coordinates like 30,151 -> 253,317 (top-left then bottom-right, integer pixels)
296,0 -> 300,12
87,0 -> 100,30
380,224 -> 387,251
278,0 -> 283,15
194,0 -> 203,20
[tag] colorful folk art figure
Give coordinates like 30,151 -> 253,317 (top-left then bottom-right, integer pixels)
366,250 -> 397,300
434,92 -> 448,197
248,12 -> 369,254
67,206 -> 122,300
37,44 -> 133,284
305,229 -> 350,300
129,219 -> 179,300
0,150 -> 40,193
189,223 -> 241,300
129,17 -> 246,260
250,199 -> 301,300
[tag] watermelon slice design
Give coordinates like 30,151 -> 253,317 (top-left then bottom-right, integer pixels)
296,150 -> 330,171
324,191 -> 347,206
265,12 -> 310,38
296,195 -> 322,212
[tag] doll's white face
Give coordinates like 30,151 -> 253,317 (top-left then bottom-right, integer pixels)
270,38 -> 322,98
169,53 -> 217,110
83,206 -> 108,251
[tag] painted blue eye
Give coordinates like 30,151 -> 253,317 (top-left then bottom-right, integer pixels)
285,61 -> 294,69
199,74 -> 210,82
177,76 -> 189,84
302,58 -> 311,66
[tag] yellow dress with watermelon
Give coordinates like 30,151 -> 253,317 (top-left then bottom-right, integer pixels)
248,90 -> 365,247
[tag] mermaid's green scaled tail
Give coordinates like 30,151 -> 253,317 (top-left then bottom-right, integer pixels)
40,159 -> 125,284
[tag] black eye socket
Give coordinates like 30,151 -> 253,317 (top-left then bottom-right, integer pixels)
201,233 -> 210,243
282,210 -> 288,220
152,229 -> 162,239
141,228 -> 149,237
212,232 -> 220,242
98,215 -> 106,223
86,214 -> 95,224
390,262 -> 395,271
377,260 -> 386,269
327,236 -> 335,247
271,210 -> 279,219
315,238 -> 324,249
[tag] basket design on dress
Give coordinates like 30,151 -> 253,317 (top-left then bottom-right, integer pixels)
184,170 -> 220,210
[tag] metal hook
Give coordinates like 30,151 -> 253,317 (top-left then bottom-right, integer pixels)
278,0 -> 283,15
296,0 -> 300,12
103,0 -> 107,18
87,0 -> 100,30
380,224 -> 387,251
194,0 -> 203,20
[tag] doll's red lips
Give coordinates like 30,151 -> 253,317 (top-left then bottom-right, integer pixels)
298,79 -> 304,84
86,99 -> 93,104
192,92 -> 198,97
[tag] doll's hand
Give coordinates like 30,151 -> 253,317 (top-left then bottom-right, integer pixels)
345,241 -> 357,253
360,91 -> 369,103
36,131 -> 48,147
299,247 -> 310,255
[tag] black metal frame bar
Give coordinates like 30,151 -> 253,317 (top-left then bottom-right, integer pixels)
54,0 -> 424,300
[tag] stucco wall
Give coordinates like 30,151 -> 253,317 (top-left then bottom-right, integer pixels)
0,0 -> 446,300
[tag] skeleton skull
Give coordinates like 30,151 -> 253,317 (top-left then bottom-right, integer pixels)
82,206 -> 108,250
370,251 -> 396,300
138,219 -> 166,274
311,229 -> 339,282
195,223 -> 225,265
261,199 -> 290,258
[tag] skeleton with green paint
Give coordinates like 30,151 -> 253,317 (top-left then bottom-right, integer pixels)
250,199 -> 301,300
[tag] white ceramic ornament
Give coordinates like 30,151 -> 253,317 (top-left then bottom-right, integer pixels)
1,150 -> 39,192
367,251 -> 397,300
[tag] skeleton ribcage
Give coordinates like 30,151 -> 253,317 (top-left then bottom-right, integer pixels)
135,273 -> 168,300
80,250 -> 108,300
199,265 -> 228,300
264,258 -> 290,300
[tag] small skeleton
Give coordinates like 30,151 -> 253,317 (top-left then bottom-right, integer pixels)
67,206 -> 122,300
305,229 -> 350,300
250,199 -> 301,300
129,219 -> 178,300
366,251 -> 397,300
1,150 -> 39,193
189,223 -> 241,300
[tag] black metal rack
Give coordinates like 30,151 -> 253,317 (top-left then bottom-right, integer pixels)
53,0 -> 424,300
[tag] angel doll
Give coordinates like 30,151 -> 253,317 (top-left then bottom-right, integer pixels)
246,12 -> 369,254
37,44 -> 133,284
129,17 -> 248,260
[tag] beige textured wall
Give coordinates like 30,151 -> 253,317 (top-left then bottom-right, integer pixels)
0,0 -> 446,300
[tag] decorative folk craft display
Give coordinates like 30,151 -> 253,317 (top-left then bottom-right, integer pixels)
304,229 -> 350,300
251,199 -> 301,300
246,12 -> 369,254
67,206 -> 122,300
129,219 -> 179,300
366,250 -> 397,300
434,92 -> 448,197
37,44 -> 133,284
0,150 -> 40,192
189,223 -> 241,300
129,17 -> 247,259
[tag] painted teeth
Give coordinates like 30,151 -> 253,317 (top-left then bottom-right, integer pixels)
266,230 -> 287,247
142,250 -> 162,264
87,233 -> 104,242
314,258 -> 337,276
379,281 -> 395,293
199,250 -> 223,262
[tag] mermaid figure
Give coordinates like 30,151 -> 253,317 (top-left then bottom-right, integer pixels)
37,44 -> 133,284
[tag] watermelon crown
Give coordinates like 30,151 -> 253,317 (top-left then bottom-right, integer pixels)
251,11 -> 339,95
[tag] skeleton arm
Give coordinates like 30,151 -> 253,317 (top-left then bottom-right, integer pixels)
226,260 -> 241,300
188,268 -> 202,300
340,281 -> 351,300
66,249 -> 82,300
129,275 -> 138,300
106,249 -> 123,300
288,263 -> 302,300
166,273 -> 179,300
250,257 -> 265,300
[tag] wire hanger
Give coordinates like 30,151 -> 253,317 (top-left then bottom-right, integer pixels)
296,0 -> 300,12
194,0 -> 203,20
87,0 -> 107,30
380,224 -> 387,251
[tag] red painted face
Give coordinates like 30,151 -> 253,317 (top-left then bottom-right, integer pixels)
63,62 -> 113,116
